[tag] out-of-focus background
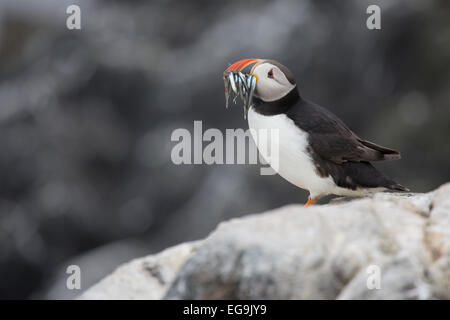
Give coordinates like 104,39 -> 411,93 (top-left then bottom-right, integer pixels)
0,0 -> 449,299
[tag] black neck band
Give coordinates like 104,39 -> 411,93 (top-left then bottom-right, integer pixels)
252,88 -> 300,116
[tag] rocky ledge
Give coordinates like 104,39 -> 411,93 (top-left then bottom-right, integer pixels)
80,184 -> 450,300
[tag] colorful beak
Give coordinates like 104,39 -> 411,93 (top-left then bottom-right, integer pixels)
225,58 -> 261,73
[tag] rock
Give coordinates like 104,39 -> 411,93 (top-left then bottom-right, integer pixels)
81,184 -> 450,300
79,243 -> 197,300
40,240 -> 151,300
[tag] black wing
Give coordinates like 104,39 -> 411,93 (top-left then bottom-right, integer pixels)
286,99 -> 401,165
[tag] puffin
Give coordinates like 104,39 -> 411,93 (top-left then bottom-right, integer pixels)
223,58 -> 408,206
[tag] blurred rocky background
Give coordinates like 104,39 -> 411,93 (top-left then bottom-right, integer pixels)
0,0 -> 449,299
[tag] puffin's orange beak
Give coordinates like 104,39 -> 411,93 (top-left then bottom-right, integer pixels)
225,58 -> 261,73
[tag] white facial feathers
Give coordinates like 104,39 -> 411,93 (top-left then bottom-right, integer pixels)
252,63 -> 296,102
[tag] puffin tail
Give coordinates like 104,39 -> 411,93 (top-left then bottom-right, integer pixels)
358,139 -> 401,161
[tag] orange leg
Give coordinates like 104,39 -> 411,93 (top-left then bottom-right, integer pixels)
303,196 -> 319,207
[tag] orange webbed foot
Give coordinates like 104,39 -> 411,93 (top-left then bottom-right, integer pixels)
303,196 -> 319,207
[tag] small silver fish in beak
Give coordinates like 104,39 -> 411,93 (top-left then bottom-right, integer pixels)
223,58 -> 261,119
223,71 -> 257,119
246,75 -> 257,116
223,75 -> 230,109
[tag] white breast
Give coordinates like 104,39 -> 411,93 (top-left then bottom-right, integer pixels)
247,107 -> 337,198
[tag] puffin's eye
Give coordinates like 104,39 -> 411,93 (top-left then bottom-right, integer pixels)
267,69 -> 274,78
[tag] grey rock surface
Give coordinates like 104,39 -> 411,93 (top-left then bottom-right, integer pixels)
80,242 -> 197,300
81,184 -> 450,300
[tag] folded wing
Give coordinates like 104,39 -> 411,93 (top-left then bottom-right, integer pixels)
287,100 -> 401,165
